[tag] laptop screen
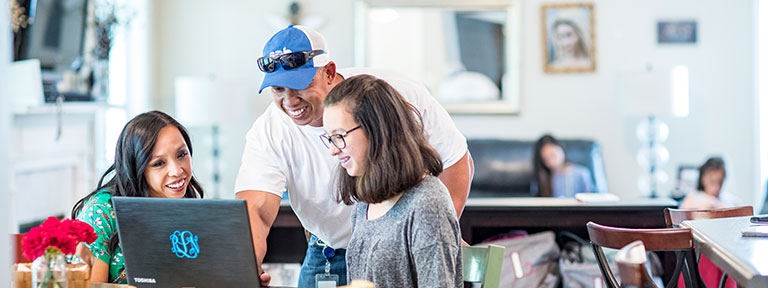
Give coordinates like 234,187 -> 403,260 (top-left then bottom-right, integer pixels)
112,197 -> 260,288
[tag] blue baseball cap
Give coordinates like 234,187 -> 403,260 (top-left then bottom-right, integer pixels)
259,25 -> 331,93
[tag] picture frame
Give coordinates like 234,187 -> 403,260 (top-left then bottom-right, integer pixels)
357,0 -> 523,115
657,21 -> 697,44
541,3 -> 596,73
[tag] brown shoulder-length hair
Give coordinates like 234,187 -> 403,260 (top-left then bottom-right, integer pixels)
324,74 -> 443,205
697,156 -> 726,191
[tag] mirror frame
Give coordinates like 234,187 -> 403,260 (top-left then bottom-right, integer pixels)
354,0 -> 522,115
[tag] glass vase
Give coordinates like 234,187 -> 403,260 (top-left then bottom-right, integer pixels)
31,253 -> 69,288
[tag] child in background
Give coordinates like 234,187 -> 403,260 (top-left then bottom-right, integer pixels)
680,156 -> 741,209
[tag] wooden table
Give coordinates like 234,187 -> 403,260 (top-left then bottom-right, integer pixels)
682,216 -> 768,287
267,197 -> 678,276
270,198 -> 677,244
457,197 -> 679,284
459,197 -> 677,243
268,197 -> 679,283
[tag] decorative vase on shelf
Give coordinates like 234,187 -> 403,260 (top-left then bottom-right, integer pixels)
31,252 -> 69,288
92,59 -> 110,102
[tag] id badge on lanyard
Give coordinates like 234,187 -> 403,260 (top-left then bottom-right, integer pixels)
315,240 -> 339,288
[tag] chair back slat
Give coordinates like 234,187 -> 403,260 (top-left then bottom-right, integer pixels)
586,222 -> 693,251
664,206 -> 754,227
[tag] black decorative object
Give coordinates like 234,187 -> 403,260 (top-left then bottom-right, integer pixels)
657,21 -> 697,44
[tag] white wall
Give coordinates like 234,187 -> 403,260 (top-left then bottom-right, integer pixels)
450,0 -> 758,203
758,0 -> 768,212
151,0 -> 355,113
1,0 -> 14,283
150,0 -> 759,205
114,0 -> 153,117
151,0 -> 356,196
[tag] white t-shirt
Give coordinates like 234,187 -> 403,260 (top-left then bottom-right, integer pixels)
234,67 -> 468,249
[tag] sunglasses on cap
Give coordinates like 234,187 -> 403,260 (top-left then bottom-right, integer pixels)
257,50 -> 326,73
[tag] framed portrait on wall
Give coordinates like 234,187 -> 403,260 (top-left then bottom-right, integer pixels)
657,20 -> 697,44
541,3 -> 596,73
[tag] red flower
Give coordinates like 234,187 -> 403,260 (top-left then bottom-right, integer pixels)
22,217 -> 98,260
61,218 -> 98,245
21,228 -> 47,260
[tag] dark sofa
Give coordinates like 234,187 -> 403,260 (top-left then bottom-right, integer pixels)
467,138 -> 609,197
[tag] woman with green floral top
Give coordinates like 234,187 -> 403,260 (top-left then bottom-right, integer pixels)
71,111 -> 205,283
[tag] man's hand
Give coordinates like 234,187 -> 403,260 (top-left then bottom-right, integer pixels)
259,271 -> 272,287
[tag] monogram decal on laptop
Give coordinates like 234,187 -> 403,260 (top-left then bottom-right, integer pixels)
170,230 -> 200,259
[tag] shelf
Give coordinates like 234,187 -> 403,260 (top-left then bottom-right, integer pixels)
12,102 -> 123,116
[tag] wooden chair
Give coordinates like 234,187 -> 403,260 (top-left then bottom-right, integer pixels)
664,206 -> 754,227
586,221 -> 702,288
664,206 -> 753,288
615,240 -> 658,288
13,233 -> 33,263
463,244 -> 505,288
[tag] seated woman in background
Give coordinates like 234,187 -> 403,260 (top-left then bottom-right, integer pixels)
70,110 -> 205,284
322,75 -> 462,287
680,156 -> 740,209
532,134 -> 595,197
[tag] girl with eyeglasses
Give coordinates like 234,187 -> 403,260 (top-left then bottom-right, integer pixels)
321,75 -> 463,287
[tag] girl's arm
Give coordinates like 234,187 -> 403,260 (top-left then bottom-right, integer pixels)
76,243 -> 109,283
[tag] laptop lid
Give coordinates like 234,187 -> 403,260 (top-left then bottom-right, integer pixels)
112,197 -> 260,288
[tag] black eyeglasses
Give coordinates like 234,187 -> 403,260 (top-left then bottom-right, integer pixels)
320,126 -> 361,150
257,50 -> 326,73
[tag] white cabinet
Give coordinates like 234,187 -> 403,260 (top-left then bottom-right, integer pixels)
11,103 -> 111,230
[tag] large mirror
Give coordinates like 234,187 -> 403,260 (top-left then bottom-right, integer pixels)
355,0 -> 521,114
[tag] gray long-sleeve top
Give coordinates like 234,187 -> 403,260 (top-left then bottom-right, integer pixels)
346,176 -> 463,287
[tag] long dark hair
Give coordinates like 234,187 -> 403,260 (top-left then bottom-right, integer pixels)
697,156 -> 726,191
324,75 -> 443,205
71,110 -> 204,254
533,134 -> 564,197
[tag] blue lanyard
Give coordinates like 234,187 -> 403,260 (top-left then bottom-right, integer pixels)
317,239 -> 335,274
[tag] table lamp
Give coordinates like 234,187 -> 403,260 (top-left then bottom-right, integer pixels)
174,76 -> 251,199
618,65 -> 689,198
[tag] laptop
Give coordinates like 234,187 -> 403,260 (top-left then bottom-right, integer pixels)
112,197 -> 261,288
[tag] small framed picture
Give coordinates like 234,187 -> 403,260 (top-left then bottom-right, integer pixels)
541,3 -> 596,73
657,21 -> 697,44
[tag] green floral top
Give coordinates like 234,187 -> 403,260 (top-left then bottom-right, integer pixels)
75,190 -> 127,284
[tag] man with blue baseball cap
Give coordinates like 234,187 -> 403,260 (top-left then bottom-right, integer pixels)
234,25 -> 473,287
